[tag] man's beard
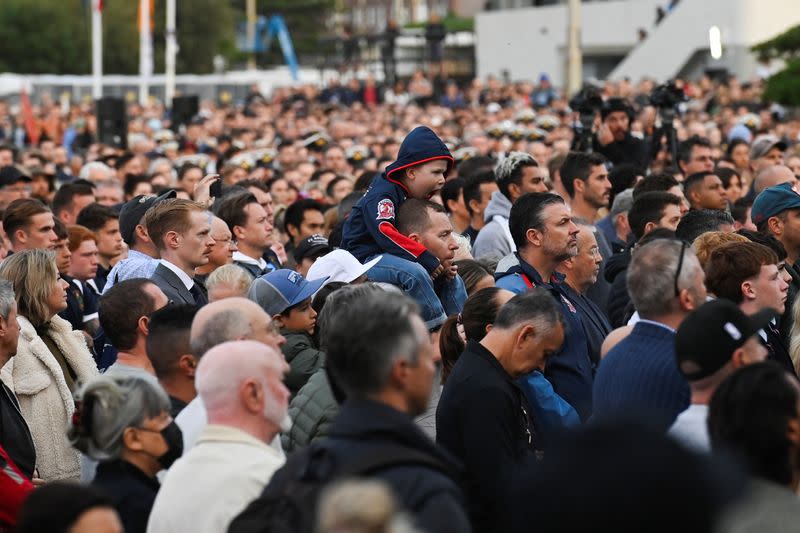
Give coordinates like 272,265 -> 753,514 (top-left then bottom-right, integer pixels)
545,240 -> 577,263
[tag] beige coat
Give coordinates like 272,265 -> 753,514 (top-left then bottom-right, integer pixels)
0,315 -> 98,481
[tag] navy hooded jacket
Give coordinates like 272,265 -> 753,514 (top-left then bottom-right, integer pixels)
341,126 -> 454,273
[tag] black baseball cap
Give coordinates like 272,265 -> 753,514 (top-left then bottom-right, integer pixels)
293,234 -> 332,263
0,165 -> 31,188
675,299 -> 776,380
119,189 -> 177,246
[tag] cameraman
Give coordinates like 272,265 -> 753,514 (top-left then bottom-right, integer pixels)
594,98 -> 649,170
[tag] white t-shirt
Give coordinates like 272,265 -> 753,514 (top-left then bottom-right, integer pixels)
668,403 -> 710,452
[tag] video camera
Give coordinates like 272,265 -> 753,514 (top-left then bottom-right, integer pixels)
569,85 -> 603,152
649,81 -> 687,126
648,81 -> 687,166
569,85 -> 604,133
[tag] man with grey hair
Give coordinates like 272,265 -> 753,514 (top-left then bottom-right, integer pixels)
175,297 -> 286,451
94,180 -> 124,207
79,161 -> 114,183
148,341 -> 289,533
597,188 -> 633,253
437,289 -> 564,532
0,279 -> 35,481
593,238 -> 707,431
472,151 -> 547,260
232,291 -> 471,533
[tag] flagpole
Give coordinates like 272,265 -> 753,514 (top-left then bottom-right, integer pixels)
165,0 -> 177,108
92,0 -> 103,99
139,0 -> 152,106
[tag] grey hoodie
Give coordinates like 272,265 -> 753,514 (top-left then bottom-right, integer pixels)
472,191 -> 515,260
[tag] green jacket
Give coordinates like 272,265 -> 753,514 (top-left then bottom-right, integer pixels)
281,367 -> 340,453
281,330 -> 325,396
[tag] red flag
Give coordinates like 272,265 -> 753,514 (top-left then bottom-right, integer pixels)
20,88 -> 39,146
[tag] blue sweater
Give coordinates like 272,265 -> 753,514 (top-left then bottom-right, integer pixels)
592,321 -> 690,431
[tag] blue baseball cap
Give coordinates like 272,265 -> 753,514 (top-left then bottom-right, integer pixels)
248,269 -> 329,316
751,182 -> 800,226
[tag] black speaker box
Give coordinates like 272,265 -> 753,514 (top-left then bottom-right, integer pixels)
95,97 -> 127,149
171,95 -> 199,131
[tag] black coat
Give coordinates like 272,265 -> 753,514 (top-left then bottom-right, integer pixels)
605,248 -> 633,328
595,133 -> 649,170
92,459 -> 160,533
437,340 -> 539,533
323,399 -> 470,533
0,381 -> 35,480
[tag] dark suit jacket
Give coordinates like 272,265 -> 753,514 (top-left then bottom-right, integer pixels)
592,321 -> 690,431
151,263 -> 197,306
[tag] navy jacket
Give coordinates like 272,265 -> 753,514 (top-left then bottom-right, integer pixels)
341,127 -> 453,274
59,276 -> 99,333
496,255 -> 596,421
592,320 -> 690,431
437,340 -> 539,533
563,284 -> 612,366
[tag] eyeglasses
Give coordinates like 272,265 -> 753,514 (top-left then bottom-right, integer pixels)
674,240 -> 688,297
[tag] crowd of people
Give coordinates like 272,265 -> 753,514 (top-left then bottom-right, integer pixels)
1,70 -> 800,532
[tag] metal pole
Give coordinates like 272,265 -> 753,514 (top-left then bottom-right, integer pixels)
247,0 -> 257,70
139,0 -> 153,105
567,0 -> 582,95
165,0 -> 177,107
92,0 -> 103,99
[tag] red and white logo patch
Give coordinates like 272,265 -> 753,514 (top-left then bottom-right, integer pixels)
376,199 -> 395,220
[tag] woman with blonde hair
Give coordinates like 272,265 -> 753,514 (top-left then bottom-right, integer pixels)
0,249 -> 98,481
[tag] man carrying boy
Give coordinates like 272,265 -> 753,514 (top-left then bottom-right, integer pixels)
341,126 -> 462,330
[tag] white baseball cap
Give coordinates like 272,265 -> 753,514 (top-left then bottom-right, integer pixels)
307,249 -> 382,289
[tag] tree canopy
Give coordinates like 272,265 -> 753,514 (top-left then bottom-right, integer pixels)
0,0 -> 235,74
751,24 -> 800,106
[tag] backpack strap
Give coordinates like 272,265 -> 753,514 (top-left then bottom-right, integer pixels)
336,442 -> 453,479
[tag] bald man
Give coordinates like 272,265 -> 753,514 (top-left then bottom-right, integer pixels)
148,341 -> 289,533
752,165 -> 798,196
176,297 -> 287,452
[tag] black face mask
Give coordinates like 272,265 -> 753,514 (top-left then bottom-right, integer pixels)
156,421 -> 184,470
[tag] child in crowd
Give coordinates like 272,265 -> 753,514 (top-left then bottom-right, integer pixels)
341,126 -> 463,329
248,269 -> 329,396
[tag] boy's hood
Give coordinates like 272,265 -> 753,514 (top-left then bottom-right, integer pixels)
385,126 -> 454,182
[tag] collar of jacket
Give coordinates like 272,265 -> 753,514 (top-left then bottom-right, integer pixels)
329,398 -> 462,472
96,458 -> 160,491
509,253 -> 566,288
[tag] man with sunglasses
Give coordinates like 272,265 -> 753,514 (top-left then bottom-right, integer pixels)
593,238 -> 706,431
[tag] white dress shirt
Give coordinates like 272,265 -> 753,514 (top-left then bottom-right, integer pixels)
159,259 -> 194,290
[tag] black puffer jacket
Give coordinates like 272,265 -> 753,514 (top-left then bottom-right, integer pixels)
604,249 -> 633,329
